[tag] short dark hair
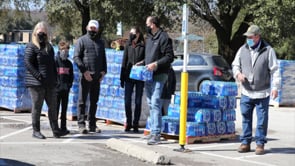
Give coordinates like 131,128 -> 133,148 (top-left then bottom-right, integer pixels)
58,40 -> 70,50
149,16 -> 160,27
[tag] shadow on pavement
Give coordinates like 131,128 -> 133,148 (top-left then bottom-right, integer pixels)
270,148 -> 295,154
0,158 -> 35,166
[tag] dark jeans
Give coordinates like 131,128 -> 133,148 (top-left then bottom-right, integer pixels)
77,77 -> 100,129
28,86 -> 57,131
56,89 -> 70,130
124,80 -> 144,127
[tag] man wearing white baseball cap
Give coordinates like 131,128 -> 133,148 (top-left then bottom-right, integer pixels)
232,25 -> 280,155
74,19 -> 107,134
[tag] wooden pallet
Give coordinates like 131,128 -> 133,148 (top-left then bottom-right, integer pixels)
269,103 -> 295,108
186,134 -> 237,144
144,129 -> 237,144
96,118 -> 125,126
0,107 -> 31,113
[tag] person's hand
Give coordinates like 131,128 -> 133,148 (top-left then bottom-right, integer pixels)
99,71 -> 106,82
120,81 -> 124,88
236,73 -> 246,83
146,62 -> 157,71
271,89 -> 278,99
135,61 -> 144,66
83,71 -> 93,81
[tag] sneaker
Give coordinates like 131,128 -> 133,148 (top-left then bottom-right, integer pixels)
238,144 -> 251,153
142,134 -> 153,140
79,127 -> 88,134
147,135 -> 161,145
32,131 -> 46,139
89,127 -> 101,133
255,145 -> 265,155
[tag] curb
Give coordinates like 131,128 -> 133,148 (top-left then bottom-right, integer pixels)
106,138 -> 171,165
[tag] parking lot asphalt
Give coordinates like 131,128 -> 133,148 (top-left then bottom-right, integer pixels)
0,101 -> 295,166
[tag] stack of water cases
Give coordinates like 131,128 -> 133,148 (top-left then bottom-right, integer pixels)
96,49 -> 125,124
270,59 -> 295,106
0,44 -> 32,111
157,80 -> 237,138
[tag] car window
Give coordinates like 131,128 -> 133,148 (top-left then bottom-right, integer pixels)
212,56 -> 230,68
188,55 -> 207,66
172,59 -> 183,66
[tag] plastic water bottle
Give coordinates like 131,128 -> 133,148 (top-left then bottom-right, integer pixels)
195,108 -> 211,123
206,122 -> 216,135
216,121 -> 226,135
226,121 -> 235,134
211,109 -> 222,122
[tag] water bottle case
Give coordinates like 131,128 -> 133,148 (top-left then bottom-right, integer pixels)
129,65 -> 153,81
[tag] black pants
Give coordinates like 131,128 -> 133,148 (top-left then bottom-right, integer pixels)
28,86 -> 58,131
56,89 -> 70,130
77,77 -> 100,129
124,80 -> 144,127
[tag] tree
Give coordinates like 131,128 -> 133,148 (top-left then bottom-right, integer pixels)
0,0 -> 43,42
250,0 -> 295,60
184,0 -> 255,64
45,0 -> 176,41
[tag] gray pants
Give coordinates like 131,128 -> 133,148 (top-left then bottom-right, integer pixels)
28,86 -> 58,131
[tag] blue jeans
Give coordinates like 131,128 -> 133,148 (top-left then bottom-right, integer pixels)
124,80 -> 144,127
240,94 -> 270,145
145,79 -> 166,135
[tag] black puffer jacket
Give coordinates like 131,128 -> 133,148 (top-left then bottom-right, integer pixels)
24,42 -> 57,88
73,33 -> 107,79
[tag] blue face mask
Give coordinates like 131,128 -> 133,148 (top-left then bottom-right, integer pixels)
246,38 -> 255,47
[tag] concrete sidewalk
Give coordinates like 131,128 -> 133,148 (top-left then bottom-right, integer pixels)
105,104 -> 295,166
0,104 -> 294,166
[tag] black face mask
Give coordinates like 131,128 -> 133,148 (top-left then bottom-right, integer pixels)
129,34 -> 136,41
37,32 -> 47,44
88,31 -> 97,38
146,26 -> 152,34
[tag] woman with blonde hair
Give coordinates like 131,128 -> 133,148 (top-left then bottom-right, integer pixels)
24,21 -> 66,139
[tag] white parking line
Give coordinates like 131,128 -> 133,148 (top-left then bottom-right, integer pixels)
0,116 -> 31,124
0,126 -> 32,140
0,141 -> 106,145
200,151 -> 276,166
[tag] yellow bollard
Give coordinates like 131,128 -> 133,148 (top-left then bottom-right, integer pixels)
179,72 -> 188,146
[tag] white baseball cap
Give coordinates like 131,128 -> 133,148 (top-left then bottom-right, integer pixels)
88,20 -> 99,29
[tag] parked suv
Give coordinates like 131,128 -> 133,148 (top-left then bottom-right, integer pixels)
172,52 -> 234,91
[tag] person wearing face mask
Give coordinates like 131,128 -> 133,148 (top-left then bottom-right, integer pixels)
74,19 -> 107,134
55,40 -> 74,135
232,25 -> 280,155
24,21 -> 66,139
143,16 -> 174,145
120,27 -> 145,133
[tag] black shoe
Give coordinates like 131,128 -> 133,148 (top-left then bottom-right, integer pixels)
53,132 -> 61,138
133,127 -> 139,133
32,131 -> 46,139
124,125 -> 132,132
89,127 -> 101,133
60,129 -> 70,136
79,127 -> 88,134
